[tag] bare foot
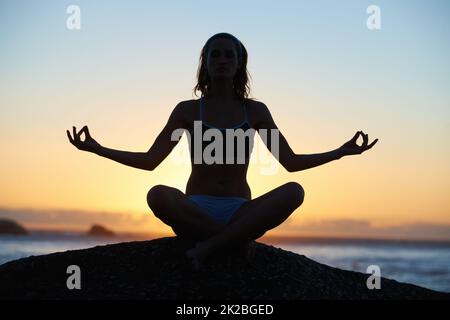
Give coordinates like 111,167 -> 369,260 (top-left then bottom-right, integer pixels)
239,241 -> 256,262
185,242 -> 209,271
245,241 -> 256,262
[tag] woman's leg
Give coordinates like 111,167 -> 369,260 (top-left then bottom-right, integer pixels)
147,185 -> 224,241
186,182 -> 305,268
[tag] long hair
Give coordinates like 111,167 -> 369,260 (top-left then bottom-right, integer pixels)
193,33 -> 252,101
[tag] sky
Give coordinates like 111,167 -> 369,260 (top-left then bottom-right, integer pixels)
0,0 -> 449,240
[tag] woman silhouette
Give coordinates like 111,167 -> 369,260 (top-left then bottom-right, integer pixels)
67,32 -> 378,270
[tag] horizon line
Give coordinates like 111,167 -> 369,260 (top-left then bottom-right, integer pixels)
14,227 -> 450,245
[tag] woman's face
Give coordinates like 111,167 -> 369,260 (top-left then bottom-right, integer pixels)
206,38 -> 241,80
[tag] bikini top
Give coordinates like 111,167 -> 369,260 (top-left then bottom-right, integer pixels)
188,97 -> 255,163
200,96 -> 251,132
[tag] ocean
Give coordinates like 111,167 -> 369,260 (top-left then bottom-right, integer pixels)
1,233 -> 449,293
279,240 -> 450,293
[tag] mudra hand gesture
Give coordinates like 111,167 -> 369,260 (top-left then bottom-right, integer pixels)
66,125 -> 101,153
339,130 -> 378,156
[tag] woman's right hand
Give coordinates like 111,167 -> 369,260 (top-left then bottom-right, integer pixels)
67,125 -> 101,153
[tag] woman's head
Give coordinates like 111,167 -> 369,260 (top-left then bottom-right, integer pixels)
193,33 -> 251,100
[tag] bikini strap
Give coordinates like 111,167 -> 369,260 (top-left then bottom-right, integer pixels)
242,98 -> 248,123
199,96 -> 204,121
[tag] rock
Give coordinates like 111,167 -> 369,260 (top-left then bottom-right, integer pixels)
0,219 -> 28,235
0,237 -> 448,300
86,224 -> 115,237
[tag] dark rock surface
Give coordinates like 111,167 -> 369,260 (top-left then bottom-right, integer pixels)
0,237 -> 448,300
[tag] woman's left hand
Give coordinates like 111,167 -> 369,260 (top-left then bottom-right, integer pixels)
339,131 -> 378,156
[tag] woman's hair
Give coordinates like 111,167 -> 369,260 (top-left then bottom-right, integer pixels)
193,33 -> 252,101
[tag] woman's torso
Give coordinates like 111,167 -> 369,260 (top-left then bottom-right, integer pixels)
182,97 -> 259,200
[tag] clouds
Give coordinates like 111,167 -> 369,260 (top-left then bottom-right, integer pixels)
275,218 -> 450,241
0,207 -> 161,234
1,207 -> 449,241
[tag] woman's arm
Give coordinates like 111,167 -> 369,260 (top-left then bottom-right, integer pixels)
286,148 -> 344,172
255,102 -> 378,172
94,146 -> 151,171
67,102 -> 187,171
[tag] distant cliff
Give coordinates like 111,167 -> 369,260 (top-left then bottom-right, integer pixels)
0,219 -> 28,235
86,224 -> 115,237
0,237 -> 448,299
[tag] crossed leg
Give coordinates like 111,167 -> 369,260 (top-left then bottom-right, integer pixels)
147,182 -> 305,270
185,182 -> 305,269
147,185 -> 225,242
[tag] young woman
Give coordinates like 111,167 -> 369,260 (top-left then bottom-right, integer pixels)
67,32 -> 378,270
